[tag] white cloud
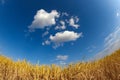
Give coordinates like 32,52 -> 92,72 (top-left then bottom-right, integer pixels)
62,12 -> 69,16
87,45 -> 96,53
59,61 -> 66,65
117,12 -> 120,17
95,26 -> 120,59
28,9 -> 82,48
42,31 -> 49,37
55,21 -> 66,30
104,26 -> 120,49
75,16 -> 79,23
49,31 -> 82,48
52,43 -> 64,49
56,55 -> 68,61
29,9 -> 59,29
50,31 -> 82,43
69,17 -> 79,29
42,40 -> 51,45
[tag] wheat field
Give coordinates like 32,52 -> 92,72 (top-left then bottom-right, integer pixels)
0,49 -> 120,80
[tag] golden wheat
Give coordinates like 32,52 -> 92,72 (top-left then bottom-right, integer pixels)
0,49 -> 120,80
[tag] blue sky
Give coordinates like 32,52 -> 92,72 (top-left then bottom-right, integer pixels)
0,0 -> 120,65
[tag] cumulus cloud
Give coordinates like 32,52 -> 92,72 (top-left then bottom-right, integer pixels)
49,31 -> 82,48
28,9 -> 81,48
55,21 -> 66,30
56,55 -> 68,61
50,31 -> 82,43
69,17 -> 79,29
95,26 -> 120,59
29,9 -> 59,29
